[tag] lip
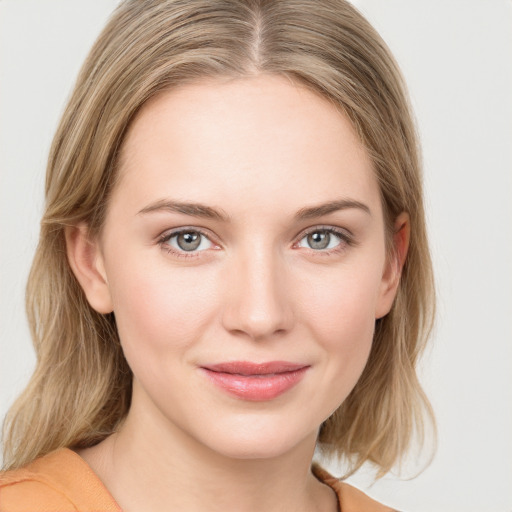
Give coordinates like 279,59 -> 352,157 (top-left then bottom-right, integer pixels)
200,361 -> 309,401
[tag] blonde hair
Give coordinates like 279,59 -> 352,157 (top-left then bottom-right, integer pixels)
2,0 -> 435,475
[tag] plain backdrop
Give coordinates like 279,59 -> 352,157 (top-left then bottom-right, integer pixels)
1,1 -> 511,511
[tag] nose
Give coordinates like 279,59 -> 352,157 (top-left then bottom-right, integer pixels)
221,245 -> 294,341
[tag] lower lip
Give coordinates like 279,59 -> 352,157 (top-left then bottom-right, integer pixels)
201,367 -> 309,401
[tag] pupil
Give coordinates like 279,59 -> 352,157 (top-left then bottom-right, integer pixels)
177,232 -> 201,251
308,231 -> 330,250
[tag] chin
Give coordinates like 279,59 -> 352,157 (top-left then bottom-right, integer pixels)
194,416 -> 318,461
208,438 -> 305,461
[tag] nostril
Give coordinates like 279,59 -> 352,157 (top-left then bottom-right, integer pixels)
221,293 -> 294,340
220,255 -> 295,339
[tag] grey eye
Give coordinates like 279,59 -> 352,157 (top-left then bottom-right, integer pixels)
298,230 -> 342,251
177,232 -> 201,251
167,230 -> 213,252
308,231 -> 330,250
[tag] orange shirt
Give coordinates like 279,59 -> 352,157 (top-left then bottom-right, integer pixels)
0,448 -> 395,511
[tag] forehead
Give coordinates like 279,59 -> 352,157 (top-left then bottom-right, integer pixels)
114,74 -> 379,216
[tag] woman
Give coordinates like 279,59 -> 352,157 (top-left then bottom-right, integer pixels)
0,1 -> 435,510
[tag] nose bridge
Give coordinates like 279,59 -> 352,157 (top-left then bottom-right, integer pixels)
222,241 -> 293,340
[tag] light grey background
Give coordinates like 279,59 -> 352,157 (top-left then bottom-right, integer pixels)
1,1 -> 511,511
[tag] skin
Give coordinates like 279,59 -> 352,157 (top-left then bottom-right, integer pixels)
66,74 -> 408,512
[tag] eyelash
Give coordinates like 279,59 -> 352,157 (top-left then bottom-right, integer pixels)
296,226 -> 355,255
158,227 -> 216,260
157,225 -> 354,259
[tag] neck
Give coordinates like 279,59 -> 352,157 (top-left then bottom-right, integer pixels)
80,391 -> 336,512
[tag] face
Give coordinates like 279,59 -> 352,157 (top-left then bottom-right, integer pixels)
73,74 -> 402,460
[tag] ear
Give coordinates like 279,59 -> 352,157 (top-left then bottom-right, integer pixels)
65,222 -> 114,314
375,212 -> 410,319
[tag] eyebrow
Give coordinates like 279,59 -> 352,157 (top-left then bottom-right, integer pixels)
138,200 -> 230,221
138,198 -> 370,222
294,199 -> 371,220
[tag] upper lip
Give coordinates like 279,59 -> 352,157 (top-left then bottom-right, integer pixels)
202,361 -> 308,376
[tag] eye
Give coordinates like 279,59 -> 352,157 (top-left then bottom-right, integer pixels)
160,229 -> 214,254
296,228 -> 349,251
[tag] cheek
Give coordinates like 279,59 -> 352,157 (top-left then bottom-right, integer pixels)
296,260 -> 383,397
106,254 -> 219,357
300,261 -> 382,340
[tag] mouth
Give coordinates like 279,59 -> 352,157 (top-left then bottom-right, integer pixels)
200,361 -> 310,401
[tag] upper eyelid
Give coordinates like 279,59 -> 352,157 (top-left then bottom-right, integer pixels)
158,224 -> 351,235
294,226 -> 353,250
157,224 -> 354,249
158,226 -> 216,242
297,225 -> 353,240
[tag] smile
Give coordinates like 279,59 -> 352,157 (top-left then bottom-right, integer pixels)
200,361 -> 310,401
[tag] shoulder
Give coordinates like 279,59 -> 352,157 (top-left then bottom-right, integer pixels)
312,464 -> 398,512
0,449 -> 77,511
0,448 -> 120,512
